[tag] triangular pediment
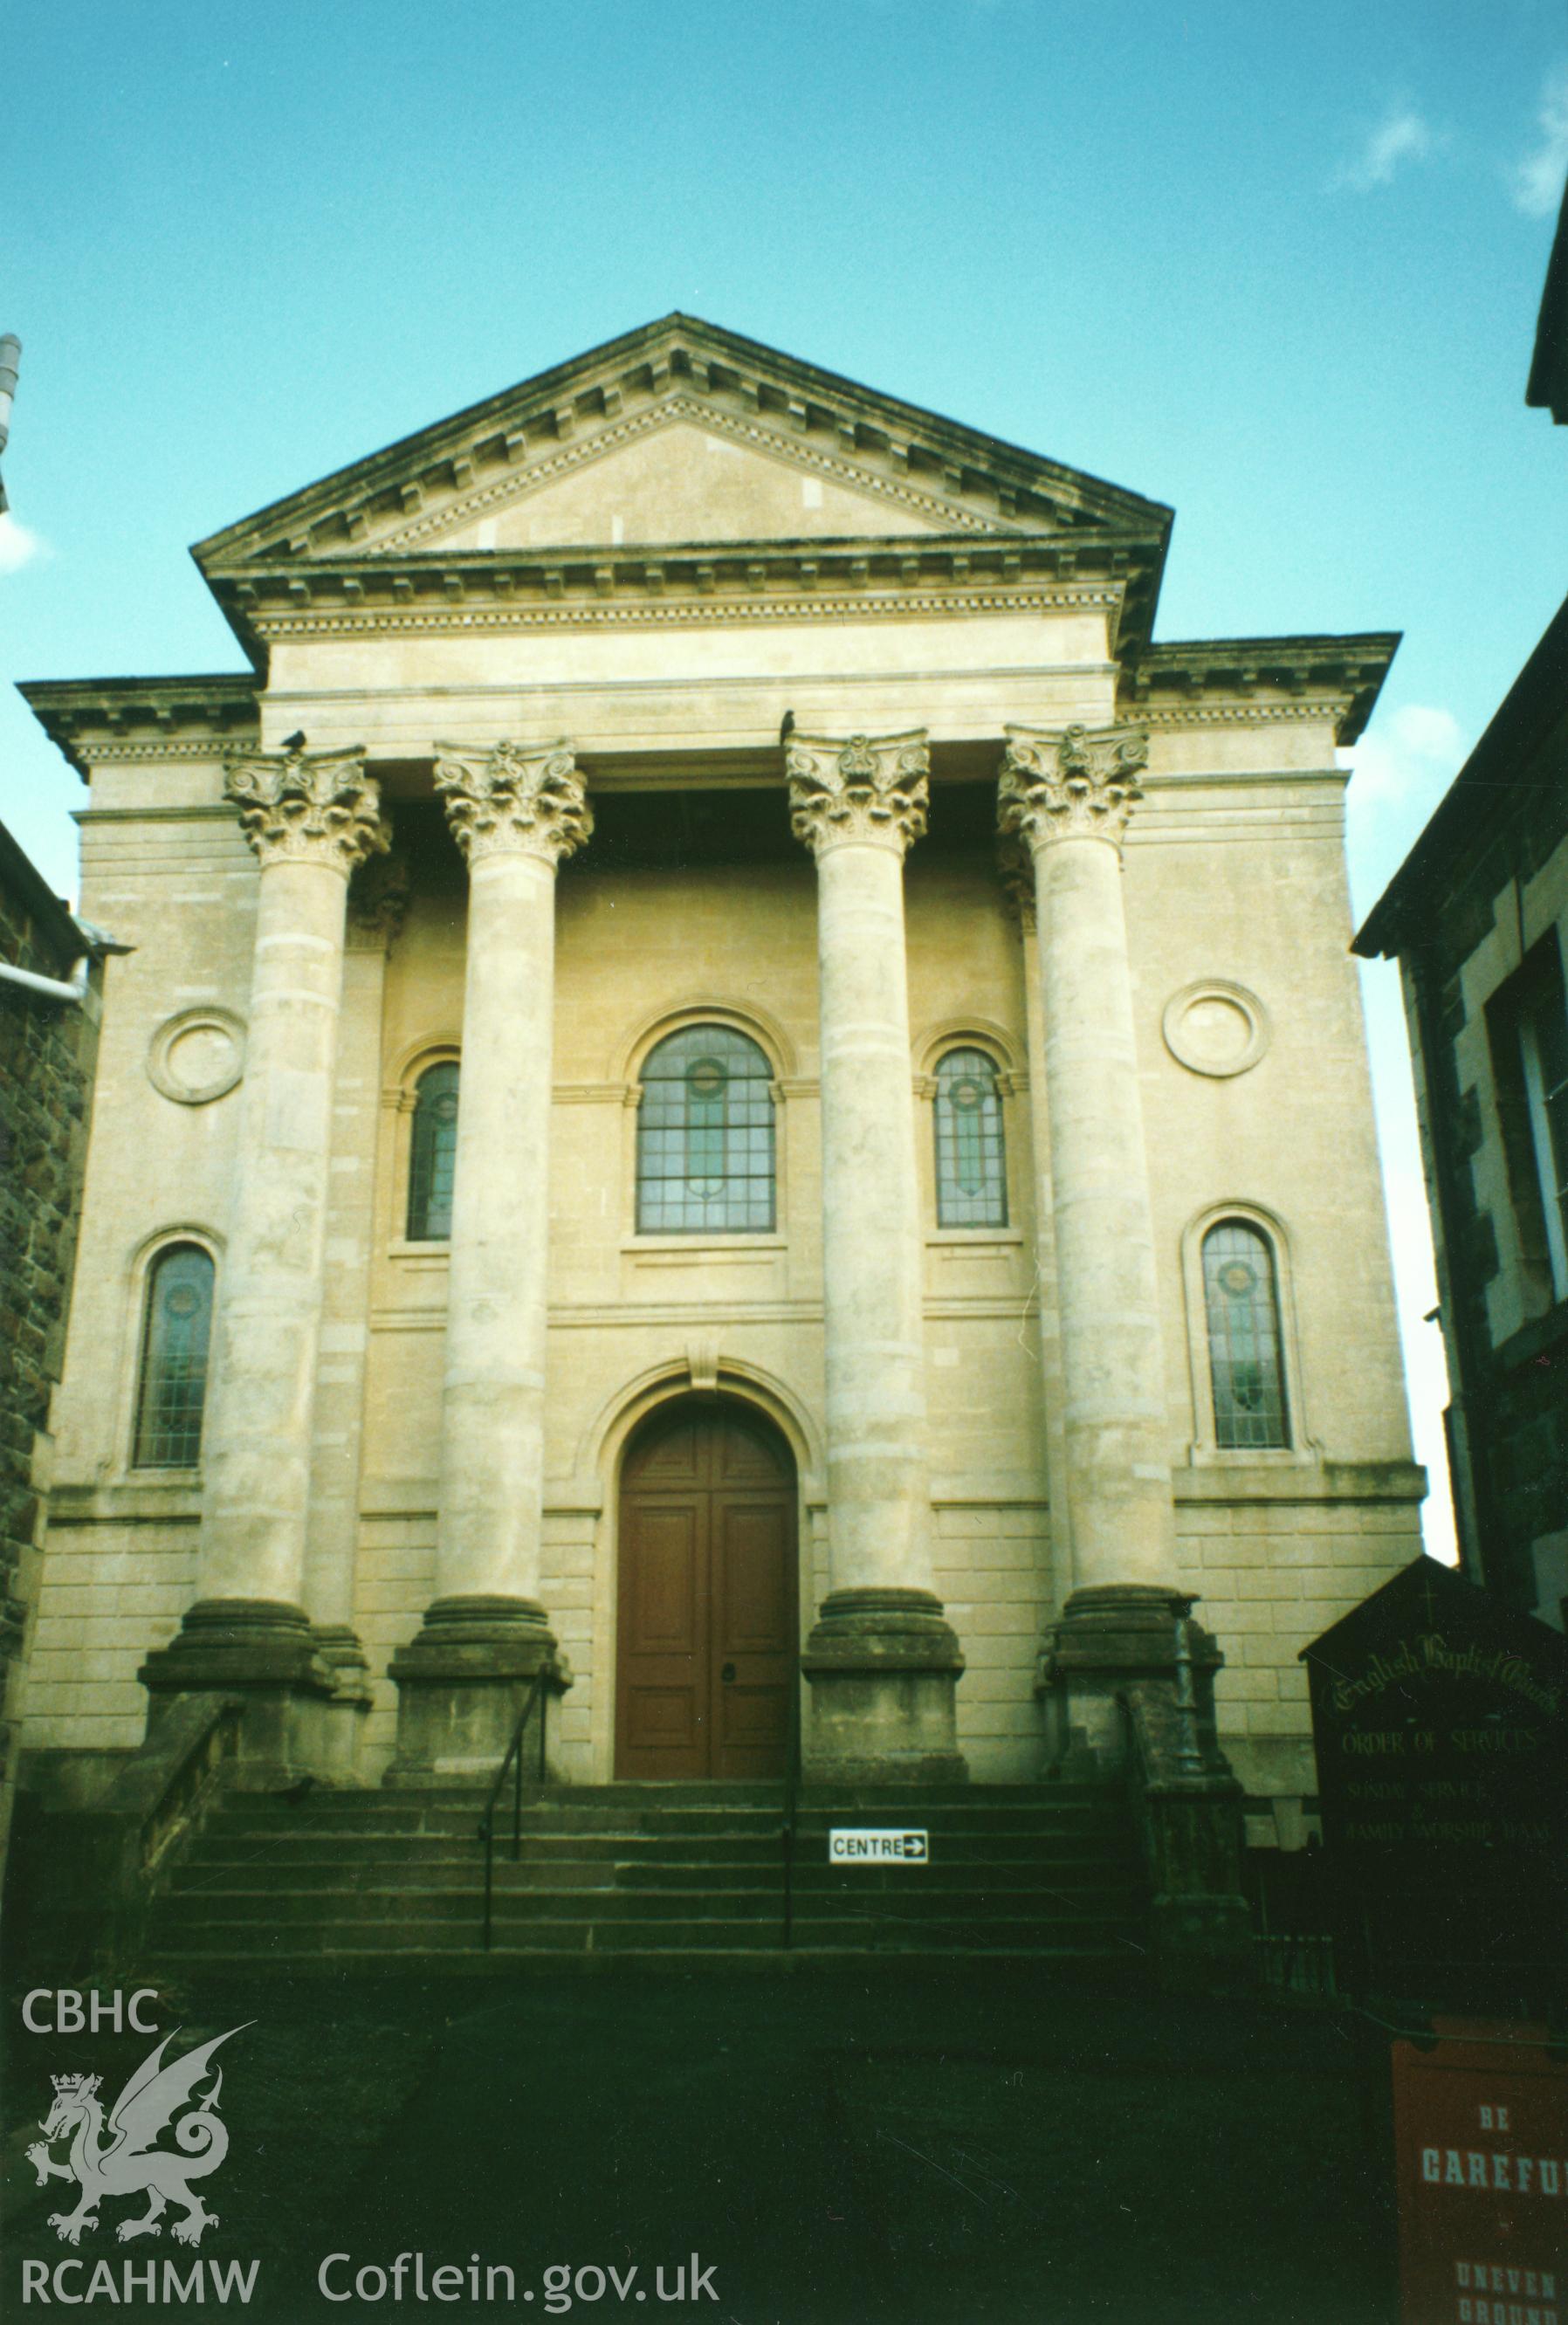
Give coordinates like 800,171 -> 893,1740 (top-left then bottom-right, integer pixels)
194,313 -> 1172,574
372,409 -> 973,553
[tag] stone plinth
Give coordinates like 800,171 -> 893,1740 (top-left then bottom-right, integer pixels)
386,1598 -> 565,1787
139,1599 -> 339,1788
801,1587 -> 966,1782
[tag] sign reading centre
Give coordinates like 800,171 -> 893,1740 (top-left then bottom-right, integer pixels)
829,1828 -> 929,1864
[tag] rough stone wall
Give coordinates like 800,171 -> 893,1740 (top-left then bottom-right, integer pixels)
0,829 -> 100,1885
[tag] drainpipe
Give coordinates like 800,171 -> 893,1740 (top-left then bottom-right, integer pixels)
0,918 -> 133,1005
0,334 -> 19,515
0,954 -> 92,1004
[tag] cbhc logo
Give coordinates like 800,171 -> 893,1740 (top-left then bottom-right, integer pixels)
22,1990 -> 160,2033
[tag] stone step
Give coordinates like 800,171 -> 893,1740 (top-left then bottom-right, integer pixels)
146,1776 -> 1145,1966
208,1780 -> 1111,1815
177,1823 -> 1129,1866
155,1869 -> 1135,1924
153,1878 -> 1143,1928
168,1849 -> 1134,1894
200,1802 -> 1126,1844
148,1909 -> 1142,1958
156,1938 -> 1141,1971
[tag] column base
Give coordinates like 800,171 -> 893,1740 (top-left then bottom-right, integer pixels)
385,1596 -> 570,1788
138,1599 -> 340,1789
801,1588 -> 966,1784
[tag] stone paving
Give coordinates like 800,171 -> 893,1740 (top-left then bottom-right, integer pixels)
3,1965 -> 1391,2323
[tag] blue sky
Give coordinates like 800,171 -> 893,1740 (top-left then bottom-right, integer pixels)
5,0 -> 1568,1557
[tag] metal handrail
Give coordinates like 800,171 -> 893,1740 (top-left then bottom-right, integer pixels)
477,1673 -> 548,1951
781,1669 -> 803,1950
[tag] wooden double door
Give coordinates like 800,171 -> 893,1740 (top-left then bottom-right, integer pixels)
615,1401 -> 798,1780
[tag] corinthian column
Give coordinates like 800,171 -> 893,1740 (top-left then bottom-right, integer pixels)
787,731 -> 965,1782
141,744 -> 389,1779
389,741 -> 589,1782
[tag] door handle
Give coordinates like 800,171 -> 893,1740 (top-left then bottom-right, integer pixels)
720,1662 -> 737,1684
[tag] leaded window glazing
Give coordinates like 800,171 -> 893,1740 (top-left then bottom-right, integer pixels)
1202,1220 -> 1289,1449
636,1026 -> 775,1234
133,1244 -> 214,1469
407,1062 -> 459,1242
934,1049 -> 1008,1228
1516,948 -> 1568,1300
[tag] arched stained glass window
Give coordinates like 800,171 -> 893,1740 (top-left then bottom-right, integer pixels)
133,1244 -> 215,1469
636,1026 -> 775,1233
1202,1220 -> 1289,1449
407,1062 -> 459,1241
934,1049 -> 1008,1228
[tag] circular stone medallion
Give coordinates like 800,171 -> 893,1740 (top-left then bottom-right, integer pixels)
148,1008 -> 246,1105
1161,980 -> 1270,1079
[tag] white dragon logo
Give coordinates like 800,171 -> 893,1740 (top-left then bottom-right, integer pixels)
27,2024 -> 249,2247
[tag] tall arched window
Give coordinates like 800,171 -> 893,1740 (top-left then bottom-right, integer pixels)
133,1243 -> 215,1469
1202,1220 -> 1289,1448
636,1025 -> 775,1233
933,1048 -> 1008,1228
407,1062 -> 459,1241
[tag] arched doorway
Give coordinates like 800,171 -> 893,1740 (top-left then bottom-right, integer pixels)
615,1396 -> 799,1780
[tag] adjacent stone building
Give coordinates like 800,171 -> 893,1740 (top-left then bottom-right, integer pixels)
1354,596 -> 1568,1626
0,818 -> 104,1885
15,316 -> 1424,1847
1353,185 -> 1568,1634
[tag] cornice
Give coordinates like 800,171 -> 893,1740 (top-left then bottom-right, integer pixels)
208,537 -> 1145,656
1120,632 -> 1400,746
18,675 -> 259,778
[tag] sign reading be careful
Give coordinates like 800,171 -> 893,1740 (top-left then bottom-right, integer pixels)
829,1828 -> 929,1864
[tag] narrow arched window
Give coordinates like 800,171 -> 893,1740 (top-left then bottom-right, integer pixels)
133,1244 -> 215,1469
636,1026 -> 775,1233
934,1049 -> 1008,1228
407,1062 -> 459,1241
1202,1220 -> 1289,1449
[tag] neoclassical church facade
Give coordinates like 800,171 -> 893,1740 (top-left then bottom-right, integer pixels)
17,316 -> 1424,1835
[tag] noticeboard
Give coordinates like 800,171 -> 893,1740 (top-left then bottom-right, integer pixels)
1303,1558 -> 1568,1998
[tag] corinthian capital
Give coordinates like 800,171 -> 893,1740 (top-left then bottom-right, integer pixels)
785,730 -> 929,858
224,744 -> 389,874
997,721 -> 1149,853
434,740 -> 592,867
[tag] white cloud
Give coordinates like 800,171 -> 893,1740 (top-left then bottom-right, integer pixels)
1512,64 -> 1568,219
0,512 -> 45,574
1332,101 -> 1435,194
1349,702 -> 1464,808
1345,702 -> 1468,920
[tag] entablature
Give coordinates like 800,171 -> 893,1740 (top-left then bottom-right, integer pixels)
209,534 -> 1146,659
1119,632 -> 1399,746
17,674 -> 260,780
